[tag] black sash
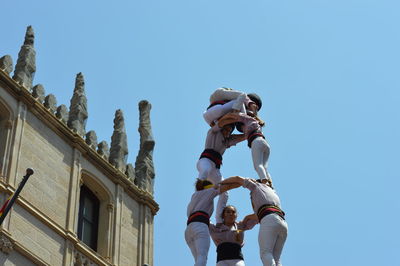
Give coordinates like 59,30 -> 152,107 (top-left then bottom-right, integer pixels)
216,242 -> 244,262
257,205 -> 285,221
187,211 -> 210,226
199,149 -> 222,169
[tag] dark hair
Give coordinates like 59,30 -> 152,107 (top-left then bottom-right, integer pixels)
221,205 -> 237,220
256,179 -> 273,189
248,93 -> 262,111
195,179 -> 213,191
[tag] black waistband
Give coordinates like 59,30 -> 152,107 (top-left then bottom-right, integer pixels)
187,211 -> 210,226
216,242 -> 243,262
257,205 -> 285,221
247,129 -> 265,148
199,149 -> 222,169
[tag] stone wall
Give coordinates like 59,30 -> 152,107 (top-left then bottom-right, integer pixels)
0,26 -> 158,266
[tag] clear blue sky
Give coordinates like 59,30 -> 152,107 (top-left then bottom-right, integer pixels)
2,1 -> 400,265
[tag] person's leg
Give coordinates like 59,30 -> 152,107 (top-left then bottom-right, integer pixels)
258,215 -> 279,266
207,167 -> 222,185
216,260 -> 229,266
185,224 -> 198,262
203,93 -> 247,125
217,259 -> 245,266
272,219 -> 288,266
260,138 -> 272,181
251,137 -> 270,180
235,259 -> 246,266
197,158 -> 215,180
192,222 -> 211,266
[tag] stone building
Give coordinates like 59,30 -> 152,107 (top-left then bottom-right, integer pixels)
0,26 -> 158,266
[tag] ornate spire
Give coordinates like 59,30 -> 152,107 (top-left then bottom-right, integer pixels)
13,26 -> 36,90
109,109 -> 128,172
67,73 -> 88,137
134,100 -> 155,193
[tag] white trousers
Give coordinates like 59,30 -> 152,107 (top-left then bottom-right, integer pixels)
197,157 -> 221,184
203,93 -> 247,125
185,222 -> 210,266
196,158 -> 228,224
258,214 -> 288,266
250,137 -> 271,181
217,259 -> 245,266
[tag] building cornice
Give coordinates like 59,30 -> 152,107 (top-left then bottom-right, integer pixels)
0,70 -> 159,215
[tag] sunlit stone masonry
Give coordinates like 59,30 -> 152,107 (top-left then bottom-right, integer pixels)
0,26 -> 158,266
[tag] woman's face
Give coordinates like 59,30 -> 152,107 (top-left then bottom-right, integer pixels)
223,206 -> 237,225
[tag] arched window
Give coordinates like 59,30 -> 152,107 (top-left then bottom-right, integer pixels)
77,184 -> 100,251
78,172 -> 113,258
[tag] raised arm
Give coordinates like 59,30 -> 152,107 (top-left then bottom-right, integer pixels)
219,182 -> 241,193
221,176 -> 246,186
229,134 -> 246,143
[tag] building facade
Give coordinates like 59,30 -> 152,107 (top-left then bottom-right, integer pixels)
0,26 -> 158,266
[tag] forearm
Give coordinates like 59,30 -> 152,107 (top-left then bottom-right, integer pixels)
221,176 -> 245,186
219,182 -> 241,193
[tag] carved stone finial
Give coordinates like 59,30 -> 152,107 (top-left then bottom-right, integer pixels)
97,141 -> 110,159
67,73 -> 88,137
32,84 -> 45,103
125,163 -> 135,181
135,100 -> 155,193
85,130 -> 98,149
13,26 -> 36,90
0,55 -> 13,74
0,233 -> 14,254
109,109 -> 128,172
44,94 -> 57,113
56,104 -> 69,124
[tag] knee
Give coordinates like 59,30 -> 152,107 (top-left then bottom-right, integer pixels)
203,111 -> 212,124
260,251 -> 275,266
253,162 -> 264,171
196,254 -> 208,266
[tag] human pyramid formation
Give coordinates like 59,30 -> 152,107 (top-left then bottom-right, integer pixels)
185,88 -> 288,266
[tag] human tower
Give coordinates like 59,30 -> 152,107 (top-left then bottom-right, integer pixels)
185,88 -> 288,266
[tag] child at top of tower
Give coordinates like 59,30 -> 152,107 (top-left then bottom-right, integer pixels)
203,87 -> 260,127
